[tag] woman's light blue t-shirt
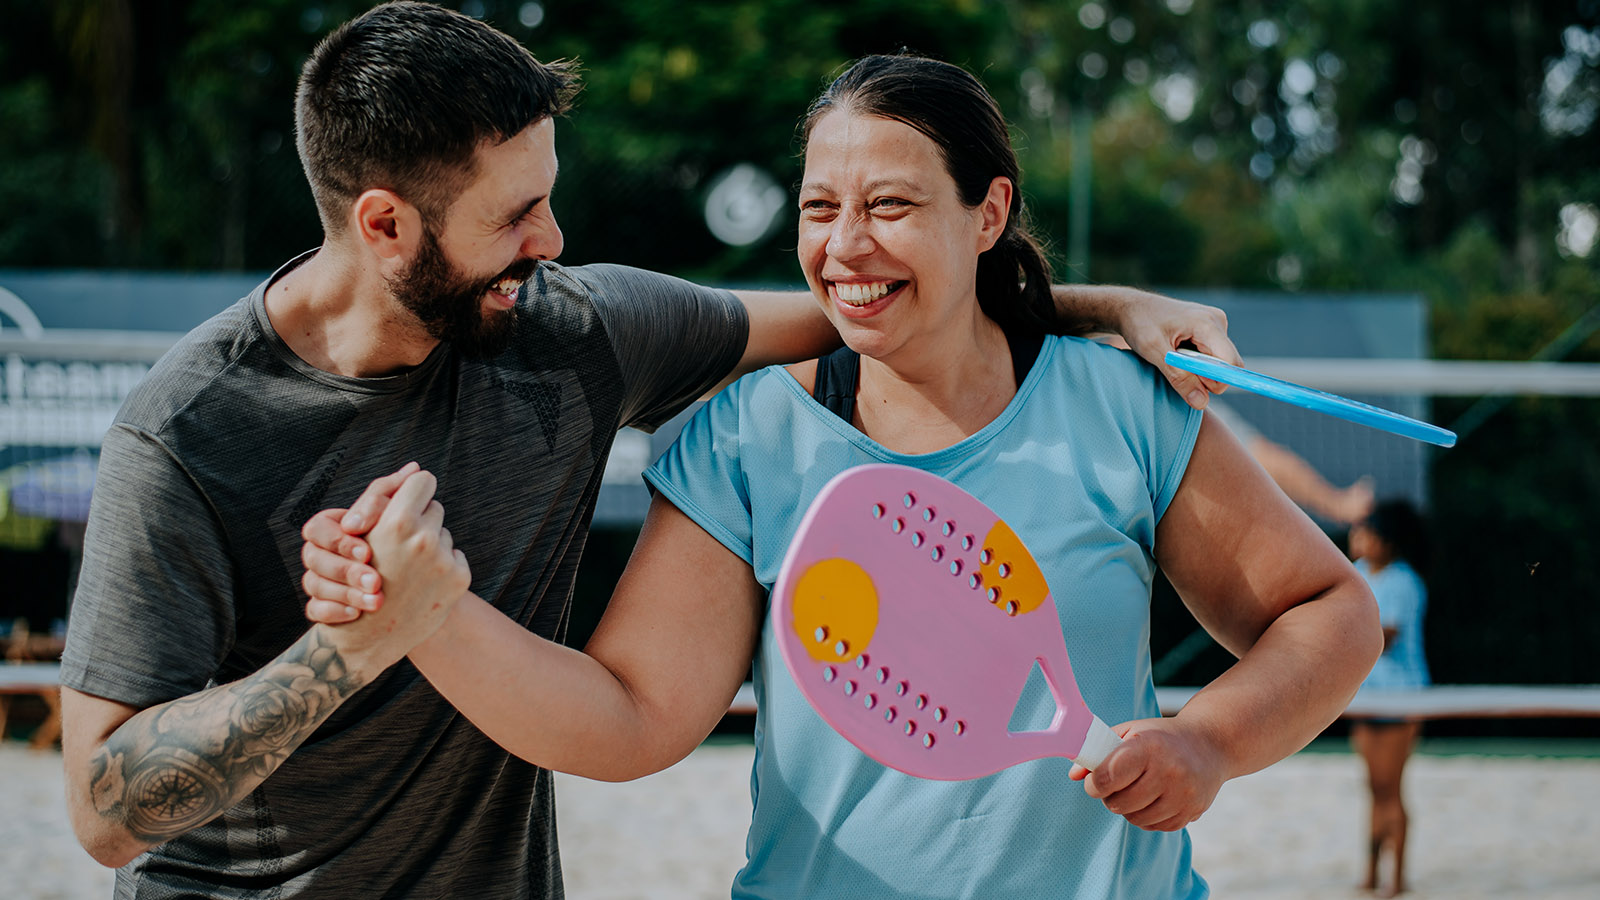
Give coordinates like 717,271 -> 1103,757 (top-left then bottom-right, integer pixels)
645,335 -> 1206,900
1356,559 -> 1431,689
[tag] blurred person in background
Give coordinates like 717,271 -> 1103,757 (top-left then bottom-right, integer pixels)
1347,499 -> 1431,898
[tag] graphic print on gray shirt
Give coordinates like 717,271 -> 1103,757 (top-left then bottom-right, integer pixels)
61,252 -> 749,898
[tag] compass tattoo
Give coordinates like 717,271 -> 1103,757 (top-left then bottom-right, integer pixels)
87,627 -> 364,845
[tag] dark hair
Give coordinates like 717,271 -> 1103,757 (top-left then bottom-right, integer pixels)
1362,499 -> 1430,571
802,54 -> 1059,335
295,1 -> 578,231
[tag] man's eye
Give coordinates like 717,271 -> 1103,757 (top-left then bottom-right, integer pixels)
509,202 -> 547,228
872,198 -> 907,209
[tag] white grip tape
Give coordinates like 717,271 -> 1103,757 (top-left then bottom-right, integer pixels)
1070,715 -> 1120,771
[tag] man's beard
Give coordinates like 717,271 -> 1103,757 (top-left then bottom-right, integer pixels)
387,226 -> 534,360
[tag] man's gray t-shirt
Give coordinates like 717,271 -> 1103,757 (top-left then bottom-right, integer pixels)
60,253 -> 749,898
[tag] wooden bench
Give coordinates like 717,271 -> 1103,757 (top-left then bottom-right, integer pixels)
1158,684 -> 1600,720
0,662 -> 63,749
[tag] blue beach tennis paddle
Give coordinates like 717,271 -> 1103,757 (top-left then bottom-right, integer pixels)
1166,349 -> 1457,448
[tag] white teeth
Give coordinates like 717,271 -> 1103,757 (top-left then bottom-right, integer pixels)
491,278 -> 523,296
834,281 -> 897,306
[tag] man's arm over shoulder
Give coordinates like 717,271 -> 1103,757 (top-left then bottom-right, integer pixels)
571,260 -> 1238,409
560,263 -> 751,429
724,283 -> 1241,406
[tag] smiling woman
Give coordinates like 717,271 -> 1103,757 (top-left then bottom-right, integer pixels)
600,56 -> 1377,899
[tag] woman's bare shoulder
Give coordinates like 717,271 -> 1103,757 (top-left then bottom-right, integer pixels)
784,358 -> 819,393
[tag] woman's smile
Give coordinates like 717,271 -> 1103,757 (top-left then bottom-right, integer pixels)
829,279 -> 908,315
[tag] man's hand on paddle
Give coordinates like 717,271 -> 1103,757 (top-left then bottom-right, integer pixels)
1068,717 -> 1227,832
301,462 -> 461,625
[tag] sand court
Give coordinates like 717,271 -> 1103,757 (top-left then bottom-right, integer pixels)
549,742 -> 1600,899
5,739 -> 1597,899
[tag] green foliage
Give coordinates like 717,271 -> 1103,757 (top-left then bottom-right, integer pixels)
0,75 -> 112,265
8,0 -> 1595,289
532,0 -> 1004,280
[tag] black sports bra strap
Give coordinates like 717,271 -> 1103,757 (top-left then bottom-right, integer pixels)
811,343 -> 860,422
1006,328 -> 1044,387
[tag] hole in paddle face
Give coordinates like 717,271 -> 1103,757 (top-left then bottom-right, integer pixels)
1007,658 -> 1069,735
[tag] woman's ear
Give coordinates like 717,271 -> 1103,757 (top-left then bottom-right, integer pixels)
352,189 -> 424,261
976,176 -> 1014,253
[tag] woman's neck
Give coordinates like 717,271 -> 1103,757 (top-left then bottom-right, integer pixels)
1362,554 -> 1396,574
853,314 -> 1018,454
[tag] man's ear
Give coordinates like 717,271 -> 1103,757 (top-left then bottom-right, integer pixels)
352,189 -> 423,260
976,176 -> 1014,254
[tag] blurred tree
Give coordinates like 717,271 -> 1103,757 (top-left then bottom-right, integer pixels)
51,0 -> 138,255
6,0 -> 1595,289
0,2 -> 114,265
525,0 -> 1005,281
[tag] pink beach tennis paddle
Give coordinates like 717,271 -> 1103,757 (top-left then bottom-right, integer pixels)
772,463 -> 1120,780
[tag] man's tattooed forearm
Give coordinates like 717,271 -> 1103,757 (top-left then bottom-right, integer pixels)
87,628 -> 364,844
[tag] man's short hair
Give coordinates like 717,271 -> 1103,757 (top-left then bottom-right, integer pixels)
295,1 -> 577,232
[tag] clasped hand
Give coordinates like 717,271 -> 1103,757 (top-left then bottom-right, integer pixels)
299,462 -> 470,659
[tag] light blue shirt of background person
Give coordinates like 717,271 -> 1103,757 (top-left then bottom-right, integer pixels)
1356,558 -> 1431,690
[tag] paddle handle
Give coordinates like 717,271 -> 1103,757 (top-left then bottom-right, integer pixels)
1069,715 -> 1120,771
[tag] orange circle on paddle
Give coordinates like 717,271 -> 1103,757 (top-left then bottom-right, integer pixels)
978,521 -> 1047,616
790,558 -> 878,662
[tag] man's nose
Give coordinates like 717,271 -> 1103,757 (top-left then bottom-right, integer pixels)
524,216 -> 564,261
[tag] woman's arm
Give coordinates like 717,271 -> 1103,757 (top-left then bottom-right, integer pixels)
305,493 -> 764,781
1073,415 -> 1382,830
